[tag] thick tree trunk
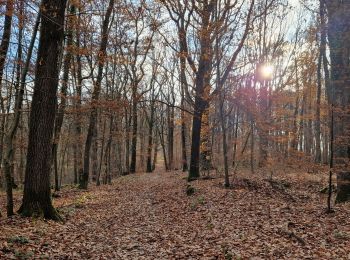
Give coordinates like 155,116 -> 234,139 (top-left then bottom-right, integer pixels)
320,0 -> 330,165
188,2 -> 214,181
189,105 -> 204,180
74,18 -> 84,185
188,53 -> 212,180
18,0 -> 67,220
325,0 -> 350,202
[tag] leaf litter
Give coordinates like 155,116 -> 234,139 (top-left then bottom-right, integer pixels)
0,170 -> 349,259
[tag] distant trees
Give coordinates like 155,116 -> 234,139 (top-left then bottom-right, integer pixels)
79,0 -> 115,189
1,0 -> 350,219
52,3 -> 77,192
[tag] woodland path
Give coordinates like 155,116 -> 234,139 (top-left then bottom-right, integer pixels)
1,170 -> 350,259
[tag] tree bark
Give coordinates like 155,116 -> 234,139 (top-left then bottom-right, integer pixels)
2,0 -> 18,217
315,49 -> 322,163
167,105 -> 174,170
0,0 -> 14,170
130,82 -> 138,173
188,3 -> 213,180
146,101 -> 155,173
219,98 -> 229,187
325,0 -> 350,202
18,0 -> 67,220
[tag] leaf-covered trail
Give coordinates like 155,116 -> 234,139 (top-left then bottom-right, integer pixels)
1,171 -> 350,259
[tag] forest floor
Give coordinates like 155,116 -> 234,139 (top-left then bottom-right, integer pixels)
0,169 -> 350,259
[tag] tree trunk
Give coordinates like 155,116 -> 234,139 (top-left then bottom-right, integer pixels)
0,0 -> 14,173
188,54 -> 212,180
146,102 -> 155,173
52,4 -> 76,191
291,59 -> 300,151
258,84 -> 268,167
79,0 -> 114,189
97,116 -> 108,186
325,0 -> 350,202
189,105 -> 204,180
315,50 -> 322,163
2,0 -> 18,217
152,136 -> 158,171
250,120 -> 255,174
219,99 -> 230,187
18,0 -> 67,220
125,107 -> 131,174
179,54 -> 188,172
130,83 -> 138,173
181,105 -> 188,172
232,107 -> 239,167
167,105 -> 174,170
158,123 -> 168,171
91,127 -> 99,182
74,15 -> 84,185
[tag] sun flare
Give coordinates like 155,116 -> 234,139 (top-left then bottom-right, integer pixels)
260,64 -> 274,80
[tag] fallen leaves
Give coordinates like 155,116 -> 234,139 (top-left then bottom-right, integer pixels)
0,170 -> 349,259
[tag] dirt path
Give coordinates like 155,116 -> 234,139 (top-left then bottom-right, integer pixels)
1,171 -> 350,259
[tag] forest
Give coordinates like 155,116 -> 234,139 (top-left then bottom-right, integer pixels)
0,0 -> 350,258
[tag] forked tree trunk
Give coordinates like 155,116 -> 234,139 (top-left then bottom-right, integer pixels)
19,0 -> 67,220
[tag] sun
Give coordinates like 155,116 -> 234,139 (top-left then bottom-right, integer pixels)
259,64 -> 274,80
